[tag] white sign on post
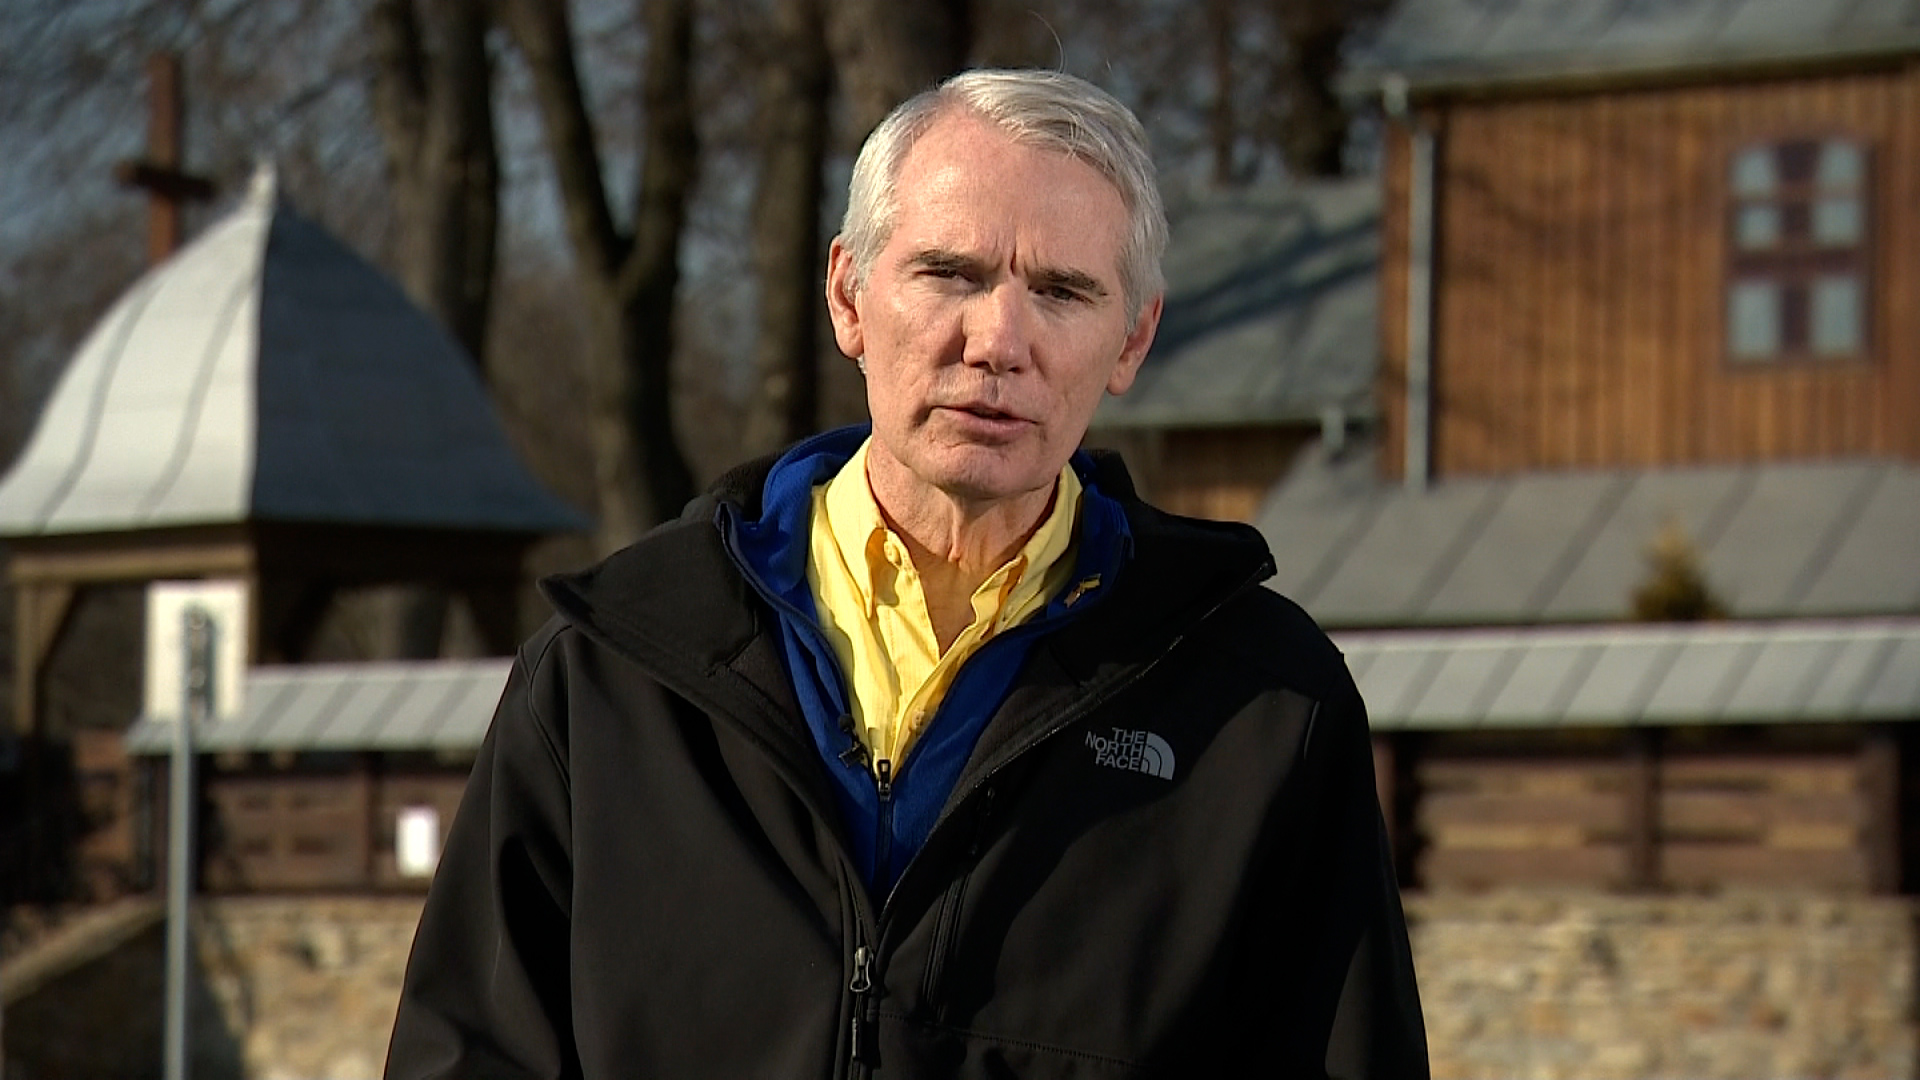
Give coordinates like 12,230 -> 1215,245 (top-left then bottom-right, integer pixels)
145,581 -> 248,723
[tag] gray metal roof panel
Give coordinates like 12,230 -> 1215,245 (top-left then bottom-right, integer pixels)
1261,447 -> 1920,627
1702,461 -> 1879,614
1537,468 -> 1750,621
1407,642 -> 1514,726
1642,638 -> 1758,721
1305,479 -> 1502,623
1353,0 -> 1920,90
1719,635 -> 1841,721
0,167 -> 586,538
1344,620 -> 1920,731
1861,635 -> 1920,717
1796,468 -> 1920,614
125,658 -> 511,754
1093,180 -> 1379,430
1419,471 -> 1626,621
1482,639 -> 1599,723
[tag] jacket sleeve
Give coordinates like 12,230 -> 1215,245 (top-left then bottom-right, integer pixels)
1252,682 -> 1430,1080
385,637 -> 581,1080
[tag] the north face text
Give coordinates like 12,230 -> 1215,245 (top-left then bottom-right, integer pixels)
1084,727 -> 1177,780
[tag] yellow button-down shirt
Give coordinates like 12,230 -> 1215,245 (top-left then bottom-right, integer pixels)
807,439 -> 1083,775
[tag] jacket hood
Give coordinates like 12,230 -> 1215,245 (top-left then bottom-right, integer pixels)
538,441 -> 1276,693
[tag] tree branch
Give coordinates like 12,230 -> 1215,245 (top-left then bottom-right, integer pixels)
500,0 -> 627,278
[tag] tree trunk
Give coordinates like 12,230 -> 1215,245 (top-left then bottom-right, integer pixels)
1206,0 -> 1239,186
743,0 -> 831,456
503,0 -> 697,553
819,0 -> 971,427
368,0 -> 500,656
1270,0 -> 1353,179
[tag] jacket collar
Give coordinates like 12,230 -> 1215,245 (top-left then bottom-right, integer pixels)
537,439 -> 1275,763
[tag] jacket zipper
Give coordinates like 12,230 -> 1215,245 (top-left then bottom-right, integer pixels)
848,943 -> 879,1073
714,502 -> 1272,1077
921,783 -> 995,1015
873,758 -> 895,892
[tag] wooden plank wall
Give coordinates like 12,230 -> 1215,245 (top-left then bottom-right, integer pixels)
199,754 -> 470,893
1084,425 -> 1314,523
1394,730 -> 1898,893
1377,64 -> 1920,479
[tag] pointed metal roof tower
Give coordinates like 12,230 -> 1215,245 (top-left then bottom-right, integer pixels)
2,164 -> 585,742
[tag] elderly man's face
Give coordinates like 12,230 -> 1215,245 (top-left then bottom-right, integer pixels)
827,113 -> 1161,511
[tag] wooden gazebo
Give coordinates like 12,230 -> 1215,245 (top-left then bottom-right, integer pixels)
0,166 -> 583,897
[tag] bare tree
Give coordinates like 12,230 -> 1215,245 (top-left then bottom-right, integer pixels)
370,0 -> 498,361
740,0 -> 831,456
502,0 -> 698,551
368,0 -> 501,656
807,0 -> 971,428
825,0 -> 971,138
1264,0 -> 1380,179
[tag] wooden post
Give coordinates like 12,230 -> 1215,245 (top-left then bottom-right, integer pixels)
1372,734 -> 1397,858
114,54 -> 215,266
1624,727 -> 1662,892
1860,726 -> 1901,894
463,580 -> 524,656
12,580 -> 76,737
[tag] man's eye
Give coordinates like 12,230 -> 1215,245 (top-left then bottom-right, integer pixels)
1041,285 -> 1084,303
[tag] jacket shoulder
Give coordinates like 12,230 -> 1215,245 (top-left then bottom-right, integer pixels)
1203,585 -> 1360,711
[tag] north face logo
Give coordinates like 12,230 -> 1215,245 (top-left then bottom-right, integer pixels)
1085,727 -> 1176,780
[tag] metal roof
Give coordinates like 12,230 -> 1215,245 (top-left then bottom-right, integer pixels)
1351,0 -> 1920,92
116,617 -> 1920,752
0,166 -> 586,538
123,657 -> 511,755
1339,618 -> 1920,730
1259,443 -> 1920,627
1092,179 -> 1379,431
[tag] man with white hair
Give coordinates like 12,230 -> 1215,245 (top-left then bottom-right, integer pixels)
386,69 -> 1426,1079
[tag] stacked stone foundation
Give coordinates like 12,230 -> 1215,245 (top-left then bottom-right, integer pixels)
5,894 -> 1917,1078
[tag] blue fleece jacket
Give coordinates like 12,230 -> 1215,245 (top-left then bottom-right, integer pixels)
717,425 -> 1131,895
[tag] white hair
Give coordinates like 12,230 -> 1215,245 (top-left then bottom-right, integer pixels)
837,69 -> 1167,328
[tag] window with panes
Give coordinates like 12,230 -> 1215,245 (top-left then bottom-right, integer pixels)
1726,138 -> 1870,363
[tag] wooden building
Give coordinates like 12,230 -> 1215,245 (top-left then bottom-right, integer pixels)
1254,0 -> 1920,895
0,166 -> 582,898
121,660 -> 507,892
1360,0 -> 1920,482
1087,180 -> 1379,522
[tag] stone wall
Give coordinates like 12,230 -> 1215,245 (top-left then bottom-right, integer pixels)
2,897 -> 423,1080
1408,893 -> 1919,1080
7,893 -> 1919,1078
192,897 -> 424,1080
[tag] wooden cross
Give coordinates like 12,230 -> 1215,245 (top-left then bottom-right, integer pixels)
114,54 -> 216,265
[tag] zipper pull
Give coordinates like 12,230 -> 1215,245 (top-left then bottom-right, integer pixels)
849,944 -> 878,1064
849,944 -> 873,993
837,715 -> 869,768
876,758 -> 893,802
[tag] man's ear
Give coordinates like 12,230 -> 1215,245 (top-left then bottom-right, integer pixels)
825,237 -> 866,361
1106,292 -> 1163,396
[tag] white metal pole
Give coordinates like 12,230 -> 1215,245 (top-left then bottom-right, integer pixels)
164,605 -> 212,1080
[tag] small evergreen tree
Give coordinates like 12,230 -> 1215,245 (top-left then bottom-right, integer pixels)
1631,519 -> 1727,622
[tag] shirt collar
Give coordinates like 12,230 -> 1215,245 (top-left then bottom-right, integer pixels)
820,439 -> 1084,617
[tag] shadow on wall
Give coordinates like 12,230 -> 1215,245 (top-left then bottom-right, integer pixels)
2,909 -> 244,1080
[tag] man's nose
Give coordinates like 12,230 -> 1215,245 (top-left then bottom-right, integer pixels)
961,283 -> 1032,372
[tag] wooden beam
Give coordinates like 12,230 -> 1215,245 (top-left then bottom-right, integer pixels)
114,54 -> 216,264
12,582 -> 77,738
1624,727 -> 1662,892
1860,726 -> 1901,894
8,534 -> 254,585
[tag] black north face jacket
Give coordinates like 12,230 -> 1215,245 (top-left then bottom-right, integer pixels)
384,455 -> 1428,1080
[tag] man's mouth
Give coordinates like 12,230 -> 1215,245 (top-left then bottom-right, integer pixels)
954,404 -> 1016,421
